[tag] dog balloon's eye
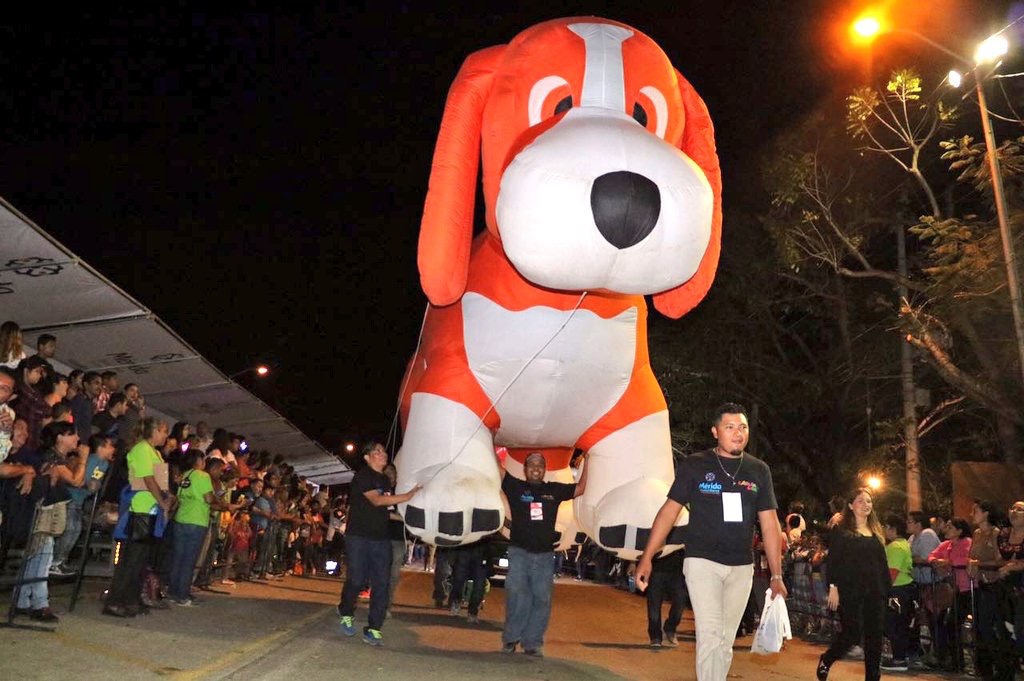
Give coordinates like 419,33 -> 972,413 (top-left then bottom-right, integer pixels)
632,103 -> 648,127
554,96 -> 573,116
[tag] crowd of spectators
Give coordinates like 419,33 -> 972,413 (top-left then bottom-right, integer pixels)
0,320 -> 332,622
779,496 -> 1024,678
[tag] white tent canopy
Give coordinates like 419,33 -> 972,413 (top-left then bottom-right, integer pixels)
0,196 -> 352,485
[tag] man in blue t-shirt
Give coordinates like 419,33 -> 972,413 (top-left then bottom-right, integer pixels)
251,483 -> 278,579
52,433 -> 115,575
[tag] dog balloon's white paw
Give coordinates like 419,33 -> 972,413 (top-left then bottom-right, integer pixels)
589,477 -> 687,561
399,463 -> 504,546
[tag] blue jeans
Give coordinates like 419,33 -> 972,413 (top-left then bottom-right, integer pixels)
53,500 -> 83,566
503,546 -> 555,650
338,535 -> 392,631
17,536 -> 54,609
168,521 -> 208,602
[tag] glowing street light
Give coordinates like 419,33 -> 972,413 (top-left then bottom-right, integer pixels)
947,69 -> 963,88
851,14 -> 882,41
229,364 -> 271,379
865,475 -> 883,492
975,34 -> 1009,64
345,442 -> 355,453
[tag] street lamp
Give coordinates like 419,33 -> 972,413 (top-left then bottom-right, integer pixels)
229,364 -> 271,379
865,475 -> 883,492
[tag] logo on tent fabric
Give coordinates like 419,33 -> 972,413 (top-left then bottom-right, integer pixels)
5,257 -> 63,277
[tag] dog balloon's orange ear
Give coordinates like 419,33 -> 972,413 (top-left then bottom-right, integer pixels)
418,46 -> 504,307
652,70 -> 723,320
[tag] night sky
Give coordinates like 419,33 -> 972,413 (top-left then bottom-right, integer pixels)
0,1 -> 1012,457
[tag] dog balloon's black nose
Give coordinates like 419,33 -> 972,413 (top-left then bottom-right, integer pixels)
590,171 -> 661,249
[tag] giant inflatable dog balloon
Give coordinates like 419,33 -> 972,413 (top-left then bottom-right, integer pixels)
395,17 -> 721,560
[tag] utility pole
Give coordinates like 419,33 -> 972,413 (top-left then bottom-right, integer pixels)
897,227 -> 922,511
976,71 -> 1024,396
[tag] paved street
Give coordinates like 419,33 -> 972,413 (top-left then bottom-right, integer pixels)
0,570 -> 953,680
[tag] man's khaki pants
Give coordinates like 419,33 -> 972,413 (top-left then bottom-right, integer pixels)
682,557 -> 754,681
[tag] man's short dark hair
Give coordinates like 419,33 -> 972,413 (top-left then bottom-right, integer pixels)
0,366 -> 17,384
37,334 -> 56,347
19,354 -> 49,372
40,421 -> 76,449
711,402 -> 747,426
41,373 -> 67,397
884,513 -> 907,536
908,511 -> 929,527
52,402 -> 72,420
89,433 -> 114,451
101,370 -> 117,380
124,382 -> 138,392
107,392 -> 127,410
83,371 -> 101,384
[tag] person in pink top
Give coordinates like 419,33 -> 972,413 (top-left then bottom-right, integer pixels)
929,517 -> 973,592
927,517 -> 972,671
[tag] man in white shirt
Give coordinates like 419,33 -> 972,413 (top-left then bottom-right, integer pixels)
908,511 -> 941,585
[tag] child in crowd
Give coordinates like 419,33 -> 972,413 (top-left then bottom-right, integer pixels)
225,511 -> 253,583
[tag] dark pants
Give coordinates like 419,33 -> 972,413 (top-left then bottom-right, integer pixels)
933,590 -> 970,669
646,567 -> 688,642
168,521 -> 207,601
432,547 -> 451,604
107,514 -> 153,608
886,583 -> 917,662
254,524 -> 275,576
975,582 -> 1016,680
823,591 -> 885,681
338,535 -> 391,631
449,544 -> 488,615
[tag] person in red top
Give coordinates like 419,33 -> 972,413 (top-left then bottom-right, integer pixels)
225,512 -> 253,582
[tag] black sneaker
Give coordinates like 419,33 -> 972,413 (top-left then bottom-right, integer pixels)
501,641 -> 517,654
649,639 -> 662,648
880,659 -> 908,672
816,654 -> 832,681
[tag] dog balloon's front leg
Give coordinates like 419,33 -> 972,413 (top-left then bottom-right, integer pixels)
395,392 -> 504,546
575,410 -> 687,561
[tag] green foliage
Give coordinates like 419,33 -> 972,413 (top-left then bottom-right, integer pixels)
886,69 -> 922,99
941,134 -> 1024,198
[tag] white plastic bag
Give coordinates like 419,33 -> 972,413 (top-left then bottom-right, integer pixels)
751,588 -> 792,655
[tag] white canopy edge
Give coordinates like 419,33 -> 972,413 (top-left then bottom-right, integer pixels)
0,195 -> 350,484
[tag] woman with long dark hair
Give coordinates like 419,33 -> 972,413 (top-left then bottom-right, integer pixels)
167,450 -> 212,606
998,501 -> 1024,672
13,356 -> 51,450
817,487 -> 889,681
14,421 -> 83,621
969,499 -> 1013,679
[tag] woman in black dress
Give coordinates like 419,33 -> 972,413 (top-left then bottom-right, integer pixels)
817,487 -> 890,681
